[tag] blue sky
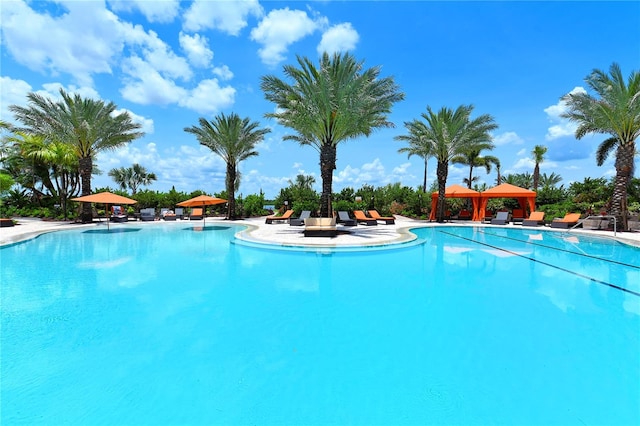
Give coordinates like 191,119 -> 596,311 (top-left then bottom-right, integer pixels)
1,1 -> 639,199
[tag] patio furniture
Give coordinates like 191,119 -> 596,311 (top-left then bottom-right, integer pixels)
174,208 -> 184,219
353,210 -> 377,226
110,206 -> 128,222
290,210 -> 312,226
265,209 -> 294,224
368,210 -> 395,224
140,208 -> 156,221
190,208 -> 204,220
336,211 -> 357,226
303,217 -> 337,237
550,213 -> 581,229
511,208 -> 526,223
490,211 -> 510,225
522,211 -> 546,227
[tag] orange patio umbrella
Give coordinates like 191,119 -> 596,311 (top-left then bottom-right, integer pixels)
177,195 -> 227,225
72,191 -> 137,229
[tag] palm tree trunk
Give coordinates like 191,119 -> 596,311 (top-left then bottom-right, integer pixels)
79,156 -> 93,223
436,160 -> 448,223
533,164 -> 540,192
467,165 -> 474,189
320,144 -> 336,217
226,162 -> 236,219
611,142 -> 635,230
423,157 -> 428,193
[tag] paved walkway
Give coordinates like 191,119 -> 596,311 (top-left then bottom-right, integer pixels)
2,215 -> 640,248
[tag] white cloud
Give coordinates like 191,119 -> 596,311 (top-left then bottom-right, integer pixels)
251,8 -> 327,67
544,86 -> 586,141
492,131 -> 524,146
108,0 -> 180,24
213,65 -> 234,81
120,56 -> 188,105
1,76 -> 33,122
179,32 -> 213,68
183,0 -> 263,35
317,23 -> 359,56
0,0 -> 122,87
179,79 -> 236,115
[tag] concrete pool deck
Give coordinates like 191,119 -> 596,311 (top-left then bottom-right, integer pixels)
2,215 -> 640,248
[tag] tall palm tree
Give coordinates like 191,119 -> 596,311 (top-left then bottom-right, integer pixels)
395,132 -> 433,192
261,52 -> 404,217
451,144 -> 499,189
531,144 -> 547,191
185,112 -> 270,219
561,63 -> 640,229
398,105 -> 498,222
108,163 -> 156,195
495,159 -> 502,185
9,89 -> 144,222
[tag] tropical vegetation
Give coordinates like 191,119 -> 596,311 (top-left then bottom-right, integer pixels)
261,52 -> 404,217
184,113 -> 270,220
8,89 -> 144,222
0,62 -> 638,231
561,62 -> 640,230
396,105 -> 498,222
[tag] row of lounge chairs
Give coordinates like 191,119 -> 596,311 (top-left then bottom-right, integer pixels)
112,206 -> 204,222
265,209 -> 396,226
488,211 -> 583,228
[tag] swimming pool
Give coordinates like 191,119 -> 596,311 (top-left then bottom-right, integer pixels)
2,224 -> 639,425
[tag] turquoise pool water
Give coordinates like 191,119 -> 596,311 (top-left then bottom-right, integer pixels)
1,224 -> 639,425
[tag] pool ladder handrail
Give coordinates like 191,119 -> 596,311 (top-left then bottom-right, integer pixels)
568,215 -> 617,236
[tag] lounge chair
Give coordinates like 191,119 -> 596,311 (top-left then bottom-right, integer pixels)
174,207 -> 184,220
140,208 -> 156,221
303,217 -> 337,237
163,209 -> 177,221
368,209 -> 395,224
265,209 -> 294,224
522,211 -> 545,227
190,208 -> 203,220
110,206 -> 128,222
336,211 -> 357,226
490,211 -> 510,225
550,213 -> 581,229
353,210 -> 377,226
511,208 -> 526,223
290,210 -> 312,226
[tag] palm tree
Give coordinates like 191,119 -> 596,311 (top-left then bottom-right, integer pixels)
261,52 -> 404,217
451,144 -> 499,189
503,172 -> 533,189
495,159 -> 502,185
396,132 -> 433,192
289,174 -> 316,191
539,172 -> 563,188
531,144 -> 547,191
398,105 -> 498,222
561,63 -> 640,229
108,163 -> 156,195
9,89 -> 144,222
185,113 -> 270,219
19,135 -> 79,218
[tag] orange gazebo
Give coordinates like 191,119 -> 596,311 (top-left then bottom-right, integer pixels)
478,183 -> 536,221
430,184 -> 481,221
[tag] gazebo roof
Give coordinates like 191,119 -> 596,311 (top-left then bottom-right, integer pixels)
480,183 -> 536,197
431,184 -> 480,199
